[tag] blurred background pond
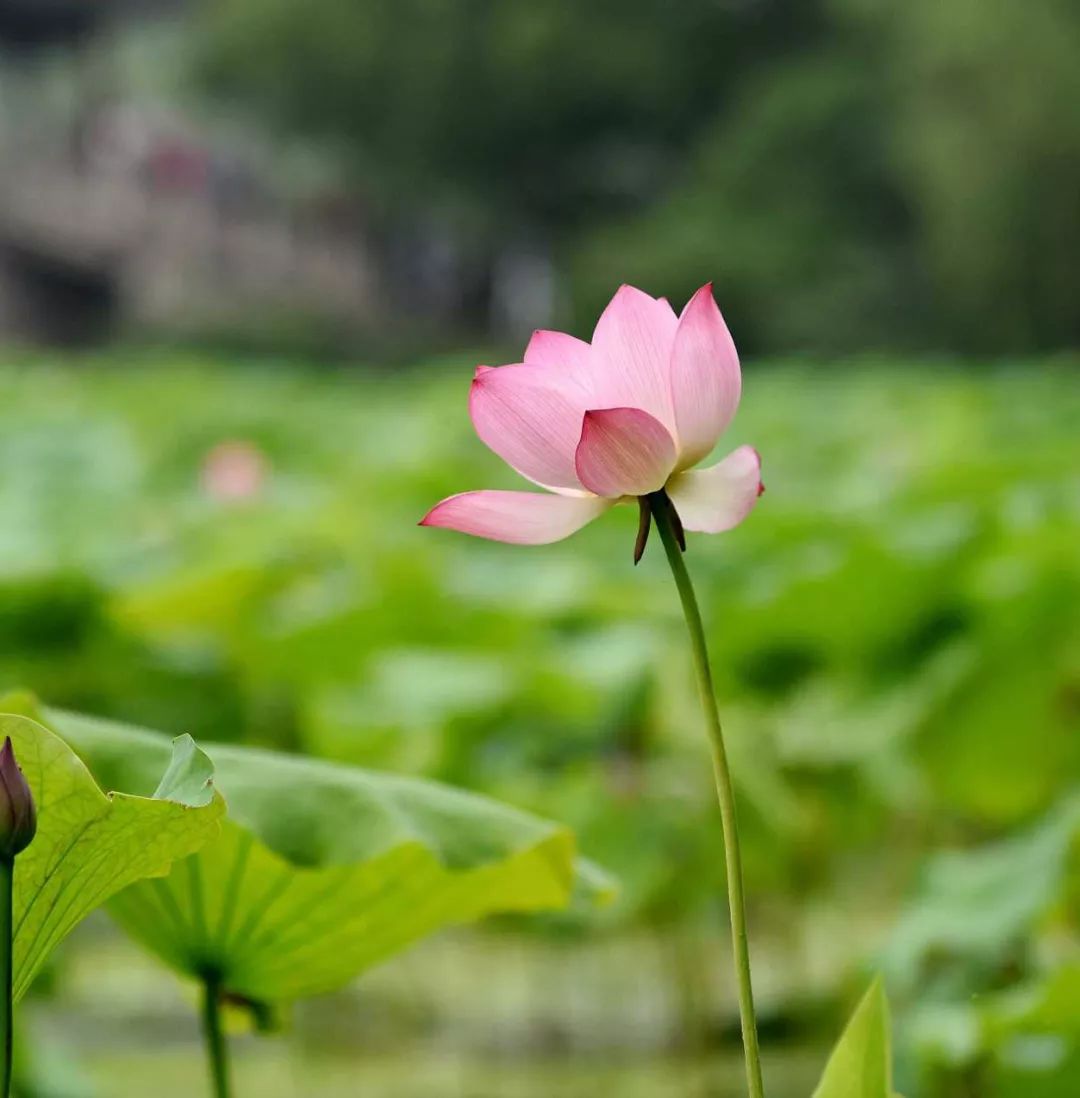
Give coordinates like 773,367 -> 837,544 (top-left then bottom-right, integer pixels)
0,2 -> 1078,1096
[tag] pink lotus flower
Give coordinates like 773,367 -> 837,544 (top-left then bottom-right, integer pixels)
421,284 -> 762,550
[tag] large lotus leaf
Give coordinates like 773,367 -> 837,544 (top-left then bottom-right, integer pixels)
28,704 -> 612,1004
812,979 -> 898,1098
0,712 -> 223,1002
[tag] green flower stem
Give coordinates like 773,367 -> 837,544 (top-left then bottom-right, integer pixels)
649,491 -> 765,1098
201,974 -> 233,1098
0,857 -> 12,1098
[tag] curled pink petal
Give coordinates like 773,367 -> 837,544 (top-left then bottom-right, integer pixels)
524,330 -> 591,371
666,445 -> 763,534
574,407 -> 677,498
589,285 -> 678,432
469,364 -> 590,492
671,284 -> 741,469
420,490 -> 611,545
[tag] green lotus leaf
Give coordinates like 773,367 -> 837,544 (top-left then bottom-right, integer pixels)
0,712 -> 223,1002
813,978 -> 899,1098
27,704 -> 614,1004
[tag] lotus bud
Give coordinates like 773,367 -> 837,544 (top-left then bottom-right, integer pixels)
0,737 -> 36,860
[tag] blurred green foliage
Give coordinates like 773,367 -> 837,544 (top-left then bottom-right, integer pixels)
2,353 -> 1080,1089
0,354 -> 1077,1095
197,0 -> 1080,355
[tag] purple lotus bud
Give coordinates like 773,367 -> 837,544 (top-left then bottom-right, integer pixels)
0,738 -> 36,860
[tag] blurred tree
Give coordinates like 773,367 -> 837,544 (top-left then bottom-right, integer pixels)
196,0 -> 823,326
882,0 -> 1080,352
199,0 -> 819,227
575,0 -> 1080,353
571,50 -> 920,353
197,0 -> 1080,353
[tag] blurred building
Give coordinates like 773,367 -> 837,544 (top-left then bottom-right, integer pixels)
0,0 -> 375,347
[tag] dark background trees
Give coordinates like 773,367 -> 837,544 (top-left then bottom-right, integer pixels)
198,0 -> 1080,355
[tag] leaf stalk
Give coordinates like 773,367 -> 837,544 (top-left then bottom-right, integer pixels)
0,857 -> 11,1098
201,973 -> 233,1098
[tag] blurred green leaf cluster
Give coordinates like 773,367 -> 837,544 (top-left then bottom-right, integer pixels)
0,354 -> 1077,1095
882,797 -> 1080,1095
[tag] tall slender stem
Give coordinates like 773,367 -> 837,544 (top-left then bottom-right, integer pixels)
201,974 -> 233,1098
649,492 -> 765,1098
0,858 -> 12,1098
